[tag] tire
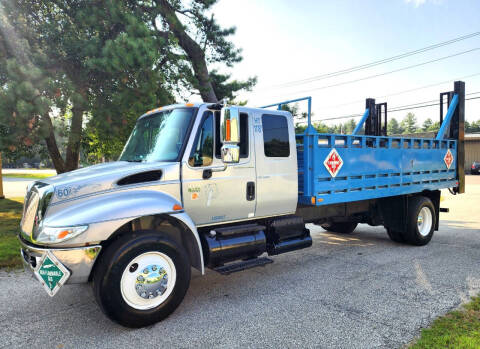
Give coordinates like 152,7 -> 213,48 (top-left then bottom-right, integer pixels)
386,228 -> 405,243
320,222 -> 358,234
92,231 -> 191,328
404,196 -> 436,246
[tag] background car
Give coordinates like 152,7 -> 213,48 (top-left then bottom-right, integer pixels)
471,162 -> 480,174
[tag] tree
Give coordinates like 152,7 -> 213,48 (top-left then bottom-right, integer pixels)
0,0 -> 173,172
0,0 -> 255,172
422,118 -> 433,132
387,117 -> 403,135
141,0 -> 255,103
344,119 -> 357,134
401,113 -> 417,134
466,120 -> 480,133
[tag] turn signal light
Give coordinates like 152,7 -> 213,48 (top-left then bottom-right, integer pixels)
57,230 -> 70,239
226,119 -> 231,141
173,204 -> 183,211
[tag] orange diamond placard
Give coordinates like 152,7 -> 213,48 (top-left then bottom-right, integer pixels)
444,149 -> 454,169
324,148 -> 343,177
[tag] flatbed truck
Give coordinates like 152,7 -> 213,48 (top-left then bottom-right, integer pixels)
18,81 -> 465,327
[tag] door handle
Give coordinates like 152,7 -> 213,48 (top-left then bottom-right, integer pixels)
246,181 -> 255,201
202,169 -> 212,179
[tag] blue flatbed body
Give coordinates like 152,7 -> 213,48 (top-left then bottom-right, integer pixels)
296,133 -> 458,206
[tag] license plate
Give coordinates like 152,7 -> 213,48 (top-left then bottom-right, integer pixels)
34,252 -> 70,297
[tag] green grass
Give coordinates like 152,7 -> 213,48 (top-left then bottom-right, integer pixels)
0,197 -> 24,269
2,173 -> 54,179
411,296 -> 480,348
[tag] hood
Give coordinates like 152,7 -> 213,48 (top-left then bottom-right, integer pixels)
41,161 -> 179,204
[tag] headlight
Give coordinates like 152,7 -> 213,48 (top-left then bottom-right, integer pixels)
35,225 -> 88,244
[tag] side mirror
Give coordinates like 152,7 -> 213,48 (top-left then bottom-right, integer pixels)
221,144 -> 240,164
220,107 -> 240,163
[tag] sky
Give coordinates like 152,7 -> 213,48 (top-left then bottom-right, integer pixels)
203,0 -> 480,125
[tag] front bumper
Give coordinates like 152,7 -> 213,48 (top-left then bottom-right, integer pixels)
19,236 -> 102,284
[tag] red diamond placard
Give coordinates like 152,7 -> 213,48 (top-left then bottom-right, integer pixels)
324,148 -> 343,177
444,149 -> 454,169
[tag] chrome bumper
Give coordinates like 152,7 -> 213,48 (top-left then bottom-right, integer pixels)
19,236 -> 101,284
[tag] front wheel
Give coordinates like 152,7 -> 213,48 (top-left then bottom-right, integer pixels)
92,231 -> 191,328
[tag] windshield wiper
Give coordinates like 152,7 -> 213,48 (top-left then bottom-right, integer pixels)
125,159 -> 144,162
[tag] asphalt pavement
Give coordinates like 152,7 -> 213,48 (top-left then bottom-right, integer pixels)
1,176 -> 479,348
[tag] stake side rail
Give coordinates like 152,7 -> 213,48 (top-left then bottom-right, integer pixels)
296,133 -> 457,206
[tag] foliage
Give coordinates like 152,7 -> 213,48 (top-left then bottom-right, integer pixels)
465,120 -> 480,133
401,112 -> 417,134
411,296 -> 480,348
0,0 -> 255,171
0,197 -> 23,269
387,117 -> 403,135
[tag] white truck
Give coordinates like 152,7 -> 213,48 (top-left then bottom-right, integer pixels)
19,82 -> 465,327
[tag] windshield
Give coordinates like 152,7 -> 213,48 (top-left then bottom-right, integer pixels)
119,108 -> 195,162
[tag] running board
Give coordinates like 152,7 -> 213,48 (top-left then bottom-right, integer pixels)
213,257 -> 273,275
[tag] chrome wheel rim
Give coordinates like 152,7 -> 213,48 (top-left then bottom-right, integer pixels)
417,206 -> 433,237
120,251 -> 176,310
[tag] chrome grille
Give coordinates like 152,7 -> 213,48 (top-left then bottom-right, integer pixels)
20,190 -> 39,237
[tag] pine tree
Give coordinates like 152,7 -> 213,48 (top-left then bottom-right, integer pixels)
422,118 -> 433,132
401,113 -> 417,134
387,117 -> 403,135
0,0 -> 255,171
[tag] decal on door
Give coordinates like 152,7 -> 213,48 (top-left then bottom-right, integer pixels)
324,148 -> 343,177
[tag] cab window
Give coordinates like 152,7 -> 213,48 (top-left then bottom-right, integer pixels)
189,112 -> 214,167
262,114 -> 290,157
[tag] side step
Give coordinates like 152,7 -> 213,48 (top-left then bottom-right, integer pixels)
214,257 -> 273,275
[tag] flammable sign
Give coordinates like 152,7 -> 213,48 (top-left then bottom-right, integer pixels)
324,148 -> 343,177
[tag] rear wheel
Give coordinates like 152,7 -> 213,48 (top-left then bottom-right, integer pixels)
403,196 -> 436,246
320,222 -> 358,234
386,228 -> 405,243
92,231 -> 191,328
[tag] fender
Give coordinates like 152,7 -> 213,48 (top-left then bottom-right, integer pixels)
44,189 -> 205,273
45,189 -> 183,226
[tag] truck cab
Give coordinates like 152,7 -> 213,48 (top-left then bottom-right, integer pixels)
179,104 -> 297,225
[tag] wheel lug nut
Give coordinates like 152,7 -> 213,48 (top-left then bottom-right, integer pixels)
152,266 -> 157,271
143,268 -> 149,274
129,263 -> 138,273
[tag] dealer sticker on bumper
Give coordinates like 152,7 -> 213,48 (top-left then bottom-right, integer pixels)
34,252 -> 70,297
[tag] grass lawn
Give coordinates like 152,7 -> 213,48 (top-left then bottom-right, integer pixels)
0,197 -> 24,269
2,173 -> 54,179
411,296 -> 480,348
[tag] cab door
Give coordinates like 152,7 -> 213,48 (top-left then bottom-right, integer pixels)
182,109 -> 256,226
252,111 -> 298,217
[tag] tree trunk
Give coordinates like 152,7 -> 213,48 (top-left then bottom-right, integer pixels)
64,104 -> 84,172
44,116 -> 66,174
156,0 -> 218,103
64,88 -> 87,172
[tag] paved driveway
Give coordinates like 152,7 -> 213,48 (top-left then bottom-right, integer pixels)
1,177 -> 479,348
2,177 -> 32,198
